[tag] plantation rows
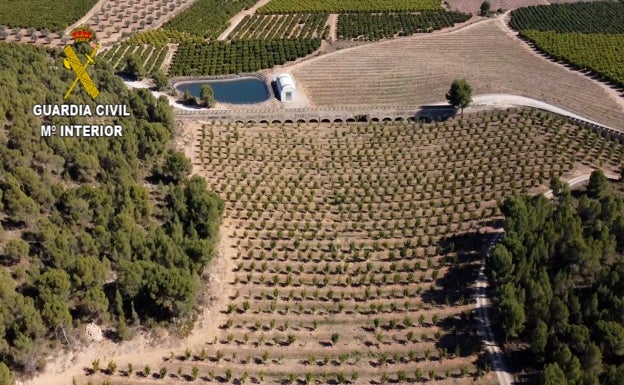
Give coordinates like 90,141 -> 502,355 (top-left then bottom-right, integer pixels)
169,39 -> 321,76
85,109 -> 624,385
100,44 -> 168,73
337,11 -> 470,41
0,0 -> 96,30
509,2 -> 624,34
70,0 -> 197,45
228,13 -> 330,40
186,109 -> 619,383
124,29 -> 205,45
163,0 -> 257,39
258,0 -> 444,13
520,30 -> 624,88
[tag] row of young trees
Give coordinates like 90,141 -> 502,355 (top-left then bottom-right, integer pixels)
491,171 -> 624,385
0,42 -> 222,381
100,44 -> 168,75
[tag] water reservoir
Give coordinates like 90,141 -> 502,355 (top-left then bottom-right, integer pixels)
175,77 -> 270,104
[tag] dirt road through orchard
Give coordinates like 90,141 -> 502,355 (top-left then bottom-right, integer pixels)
217,0 -> 272,40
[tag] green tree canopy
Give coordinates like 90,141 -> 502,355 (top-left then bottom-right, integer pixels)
183,90 -> 195,105
587,169 -> 608,199
0,362 -> 14,385
490,244 -> 514,283
480,0 -> 491,16
162,150 -> 192,182
498,283 -> 526,340
122,53 -> 146,80
152,70 -> 168,91
542,363 -> 568,385
199,84 -> 215,108
530,319 -> 548,355
445,78 -> 472,115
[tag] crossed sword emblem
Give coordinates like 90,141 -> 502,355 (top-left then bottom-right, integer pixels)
63,43 -> 100,99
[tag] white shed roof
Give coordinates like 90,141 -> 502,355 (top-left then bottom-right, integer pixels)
276,74 -> 295,89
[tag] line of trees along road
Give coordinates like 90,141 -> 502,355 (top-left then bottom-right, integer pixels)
490,170 -> 624,385
0,42 -> 223,382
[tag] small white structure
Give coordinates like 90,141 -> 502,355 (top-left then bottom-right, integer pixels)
275,74 -> 296,102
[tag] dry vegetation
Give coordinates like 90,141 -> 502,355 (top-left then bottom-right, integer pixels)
290,19 -> 624,130
78,108 -> 624,385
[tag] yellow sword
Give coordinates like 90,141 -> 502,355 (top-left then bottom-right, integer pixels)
63,43 -> 100,99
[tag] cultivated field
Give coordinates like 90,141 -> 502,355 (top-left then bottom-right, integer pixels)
74,108 -> 624,385
228,13 -> 330,40
443,0 -> 546,14
99,43 -> 169,73
0,0 -> 196,46
80,0 -> 196,45
258,0 -> 444,13
510,1 -> 624,88
337,11 -> 470,41
290,18 -> 624,130
0,0 -> 97,30
443,0 -> 596,15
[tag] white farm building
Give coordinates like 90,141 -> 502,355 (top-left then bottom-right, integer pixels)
275,74 -> 296,102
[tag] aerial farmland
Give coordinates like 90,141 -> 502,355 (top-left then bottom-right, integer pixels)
0,1 -> 623,385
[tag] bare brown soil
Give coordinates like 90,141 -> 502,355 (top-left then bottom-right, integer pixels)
444,0 -> 596,15
289,18 -> 624,131
444,0 -> 547,14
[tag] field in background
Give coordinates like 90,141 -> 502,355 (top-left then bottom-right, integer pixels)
509,1 -> 624,88
163,0 -> 257,39
291,19 -> 624,130
337,11 -> 470,41
0,0 -> 97,30
228,13 -> 330,40
258,0 -> 444,13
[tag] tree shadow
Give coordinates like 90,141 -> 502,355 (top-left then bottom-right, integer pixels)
421,230 -> 487,306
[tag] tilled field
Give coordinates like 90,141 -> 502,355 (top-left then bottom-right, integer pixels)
80,108 -> 624,385
291,19 -> 624,130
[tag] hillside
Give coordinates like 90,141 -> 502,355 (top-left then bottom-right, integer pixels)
0,42 -> 222,383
